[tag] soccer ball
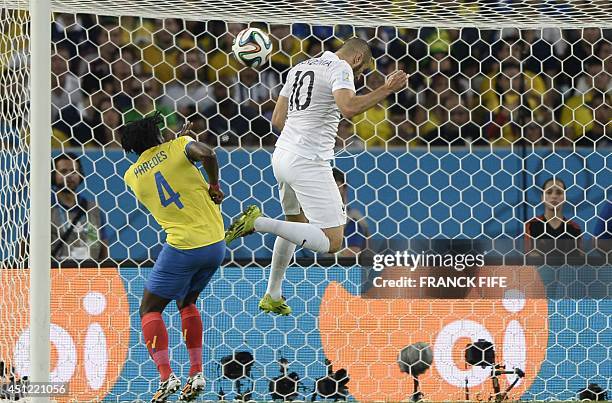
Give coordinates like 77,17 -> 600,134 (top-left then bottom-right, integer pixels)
232,27 -> 272,68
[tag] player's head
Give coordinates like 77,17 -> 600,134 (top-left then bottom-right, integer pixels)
119,112 -> 165,155
542,177 -> 566,212
336,38 -> 372,78
52,152 -> 83,192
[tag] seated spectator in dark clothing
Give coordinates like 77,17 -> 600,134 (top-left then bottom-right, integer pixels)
525,178 -> 582,256
203,93 -> 274,147
560,86 -> 611,148
51,153 -> 108,262
580,93 -> 611,147
438,96 -> 480,145
332,168 -> 369,256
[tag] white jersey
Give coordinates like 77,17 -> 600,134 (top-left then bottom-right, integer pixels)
275,51 -> 355,161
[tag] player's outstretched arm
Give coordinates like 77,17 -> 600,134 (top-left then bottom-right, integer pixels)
271,95 -> 289,131
186,141 -> 224,204
333,70 -> 407,118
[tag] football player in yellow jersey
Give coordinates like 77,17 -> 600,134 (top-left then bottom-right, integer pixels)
121,113 -> 224,403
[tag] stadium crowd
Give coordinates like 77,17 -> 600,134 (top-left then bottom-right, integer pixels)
1,13 -> 610,150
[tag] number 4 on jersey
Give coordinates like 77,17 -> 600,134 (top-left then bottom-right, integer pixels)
155,171 -> 184,209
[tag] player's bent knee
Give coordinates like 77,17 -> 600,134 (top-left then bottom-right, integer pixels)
322,225 -> 345,253
285,212 -> 308,223
327,239 -> 343,253
140,290 -> 170,317
139,302 -> 152,318
139,300 -> 161,317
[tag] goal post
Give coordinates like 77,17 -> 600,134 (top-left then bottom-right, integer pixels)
1,1 -> 610,402
29,0 -> 52,399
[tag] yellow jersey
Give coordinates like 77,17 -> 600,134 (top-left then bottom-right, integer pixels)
124,136 -> 224,249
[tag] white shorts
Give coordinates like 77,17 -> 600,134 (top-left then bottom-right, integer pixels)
272,148 -> 347,228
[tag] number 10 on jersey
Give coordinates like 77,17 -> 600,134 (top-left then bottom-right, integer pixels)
155,171 -> 184,209
289,70 -> 315,111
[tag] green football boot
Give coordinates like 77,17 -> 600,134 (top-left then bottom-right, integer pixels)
259,294 -> 292,316
225,205 -> 262,245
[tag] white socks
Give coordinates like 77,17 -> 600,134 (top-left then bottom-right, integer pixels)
255,217 -> 330,301
254,217 -> 330,253
266,237 -> 296,300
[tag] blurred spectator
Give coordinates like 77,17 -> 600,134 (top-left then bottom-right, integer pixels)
124,82 -> 179,131
161,48 -> 215,118
481,60 -> 550,145
231,67 -> 280,118
523,122 -> 547,146
269,24 -> 305,73
306,39 -> 323,58
332,168 -> 369,256
71,98 -> 104,147
137,19 -> 183,83
352,71 -> 393,147
94,98 -> 123,147
51,153 -> 108,262
574,57 -> 611,95
410,104 -> 440,146
388,107 -> 417,147
121,16 -> 156,48
205,24 -> 244,83
105,17 -> 130,47
203,83 -> 273,147
521,29 -> 555,74
335,119 -> 362,149
80,37 -> 113,94
52,13 -> 95,58
484,93 -> 523,145
525,178 -> 582,255
51,47 -> 85,142
481,59 -> 546,113
1,10 -> 29,70
0,76 -> 26,148
562,28 -> 604,78
560,89 -> 611,147
439,98 -> 480,145
532,94 -> 562,144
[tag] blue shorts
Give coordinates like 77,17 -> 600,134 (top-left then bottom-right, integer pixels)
145,240 -> 225,301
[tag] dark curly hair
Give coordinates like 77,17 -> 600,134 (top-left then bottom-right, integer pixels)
119,112 -> 164,155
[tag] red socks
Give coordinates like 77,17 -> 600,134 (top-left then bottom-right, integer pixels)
141,312 -> 171,381
142,306 -> 203,380
180,304 -> 203,376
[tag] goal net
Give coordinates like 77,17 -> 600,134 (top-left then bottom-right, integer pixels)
0,1 -> 610,401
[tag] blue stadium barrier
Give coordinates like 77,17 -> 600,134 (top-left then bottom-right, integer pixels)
85,148 -> 610,261
0,148 -> 609,261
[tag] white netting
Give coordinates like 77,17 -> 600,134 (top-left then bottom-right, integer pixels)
0,5 -> 31,396
7,0 -> 612,28
0,2 -> 610,402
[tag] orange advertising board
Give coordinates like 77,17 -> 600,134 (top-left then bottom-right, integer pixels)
319,266 -> 549,401
0,269 -> 130,401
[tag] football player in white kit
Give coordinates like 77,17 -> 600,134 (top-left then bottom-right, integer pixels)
225,38 -> 407,315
